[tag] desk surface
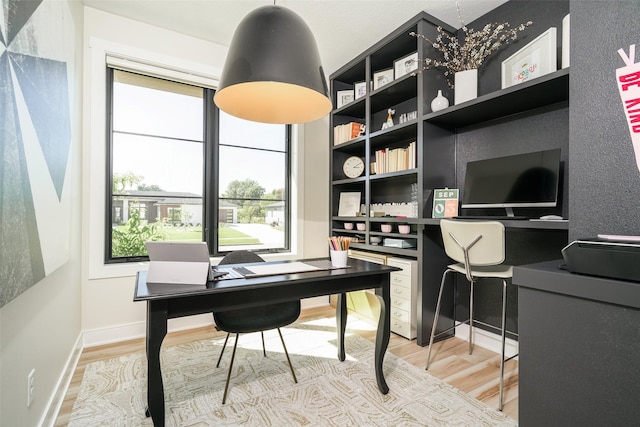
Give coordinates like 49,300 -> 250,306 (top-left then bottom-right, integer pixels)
513,260 -> 640,309
417,217 -> 569,230
135,257 -> 400,301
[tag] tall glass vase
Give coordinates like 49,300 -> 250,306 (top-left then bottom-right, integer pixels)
454,69 -> 478,105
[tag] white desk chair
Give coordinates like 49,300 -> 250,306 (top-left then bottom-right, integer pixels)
425,219 -> 518,411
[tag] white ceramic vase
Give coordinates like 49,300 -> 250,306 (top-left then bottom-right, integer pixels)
430,90 -> 449,112
454,69 -> 478,105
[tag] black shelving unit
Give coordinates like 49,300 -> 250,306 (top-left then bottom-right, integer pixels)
330,12 -> 455,255
329,10 -> 570,346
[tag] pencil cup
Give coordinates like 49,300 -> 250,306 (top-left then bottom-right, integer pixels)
330,250 -> 349,268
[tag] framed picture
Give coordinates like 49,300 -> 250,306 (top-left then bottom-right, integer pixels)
373,68 -> 394,90
394,52 -> 419,79
336,90 -> 354,108
338,192 -> 361,217
501,27 -> 557,89
354,81 -> 367,99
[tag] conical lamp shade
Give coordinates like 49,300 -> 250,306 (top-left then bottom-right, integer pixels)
214,5 -> 332,124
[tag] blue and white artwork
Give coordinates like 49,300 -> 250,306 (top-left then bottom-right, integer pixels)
0,0 -> 74,307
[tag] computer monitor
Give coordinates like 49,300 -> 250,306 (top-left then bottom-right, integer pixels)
461,148 -> 561,215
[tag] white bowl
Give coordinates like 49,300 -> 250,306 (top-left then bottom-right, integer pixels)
356,223 -> 366,231
344,223 -> 354,230
381,224 -> 392,233
370,236 -> 382,245
398,225 -> 410,234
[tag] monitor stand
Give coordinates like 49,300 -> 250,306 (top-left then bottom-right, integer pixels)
496,207 -> 528,220
455,207 -> 528,220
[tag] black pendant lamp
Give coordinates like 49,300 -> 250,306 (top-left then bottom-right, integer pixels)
214,5 -> 332,124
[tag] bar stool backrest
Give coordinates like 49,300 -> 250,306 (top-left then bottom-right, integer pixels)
440,219 -> 506,268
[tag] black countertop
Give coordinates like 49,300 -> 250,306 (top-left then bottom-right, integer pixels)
513,260 -> 640,310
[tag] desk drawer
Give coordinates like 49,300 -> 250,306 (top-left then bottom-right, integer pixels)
387,258 -> 416,276
388,257 -> 417,340
391,307 -> 410,323
391,296 -> 411,311
391,273 -> 412,289
392,285 -> 411,300
391,319 -> 412,339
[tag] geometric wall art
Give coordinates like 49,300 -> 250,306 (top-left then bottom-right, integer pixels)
0,0 -> 75,307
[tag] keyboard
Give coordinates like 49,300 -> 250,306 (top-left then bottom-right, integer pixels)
453,215 -> 529,221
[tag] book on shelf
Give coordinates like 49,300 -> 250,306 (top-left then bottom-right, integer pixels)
371,141 -> 416,174
334,122 -> 365,145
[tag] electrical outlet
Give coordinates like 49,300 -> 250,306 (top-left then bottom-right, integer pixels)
27,369 -> 35,408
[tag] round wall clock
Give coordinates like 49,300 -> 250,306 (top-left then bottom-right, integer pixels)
343,156 -> 365,178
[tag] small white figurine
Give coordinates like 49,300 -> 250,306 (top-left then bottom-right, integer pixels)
381,108 -> 395,130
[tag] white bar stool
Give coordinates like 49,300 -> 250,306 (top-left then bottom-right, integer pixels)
425,219 -> 518,411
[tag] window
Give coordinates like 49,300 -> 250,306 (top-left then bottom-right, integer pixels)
107,68 -> 290,262
216,111 -> 289,252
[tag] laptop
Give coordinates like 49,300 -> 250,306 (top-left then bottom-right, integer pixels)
145,241 -> 212,285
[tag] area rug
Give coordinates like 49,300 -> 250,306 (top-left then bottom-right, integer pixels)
68,319 -> 517,426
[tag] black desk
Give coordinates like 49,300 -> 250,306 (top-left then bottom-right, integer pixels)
514,261 -> 640,426
134,257 -> 399,427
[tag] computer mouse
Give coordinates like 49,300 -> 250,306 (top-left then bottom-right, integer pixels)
540,215 -> 564,220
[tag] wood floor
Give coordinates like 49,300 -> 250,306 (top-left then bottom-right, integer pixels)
54,305 -> 518,425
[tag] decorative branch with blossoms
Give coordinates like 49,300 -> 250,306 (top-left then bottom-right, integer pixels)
410,2 -> 532,88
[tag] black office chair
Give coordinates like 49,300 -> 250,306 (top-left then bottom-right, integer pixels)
214,250 -> 300,404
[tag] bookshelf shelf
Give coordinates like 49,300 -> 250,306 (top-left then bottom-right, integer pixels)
423,68 -> 569,129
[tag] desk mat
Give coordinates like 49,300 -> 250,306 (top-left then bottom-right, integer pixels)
213,260 -> 349,280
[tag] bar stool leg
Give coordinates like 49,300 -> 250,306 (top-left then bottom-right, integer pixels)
468,280 -> 475,355
426,270 -> 450,370
499,279 -> 508,411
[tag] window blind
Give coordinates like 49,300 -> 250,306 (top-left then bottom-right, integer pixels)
106,53 -> 219,89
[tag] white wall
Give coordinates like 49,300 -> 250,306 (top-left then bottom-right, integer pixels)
81,8 -> 330,346
301,117 -> 331,257
1,6 -> 330,424
0,1 -> 84,426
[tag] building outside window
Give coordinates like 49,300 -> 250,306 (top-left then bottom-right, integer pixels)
107,69 -> 290,262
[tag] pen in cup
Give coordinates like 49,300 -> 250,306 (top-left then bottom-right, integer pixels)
328,236 -> 350,267
328,236 -> 352,251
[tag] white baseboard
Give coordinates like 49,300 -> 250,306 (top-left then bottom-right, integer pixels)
82,313 -> 216,348
40,334 -> 83,427
454,324 -> 519,359
82,296 -> 329,348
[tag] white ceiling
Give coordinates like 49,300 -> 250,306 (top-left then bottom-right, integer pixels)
81,0 -> 508,74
